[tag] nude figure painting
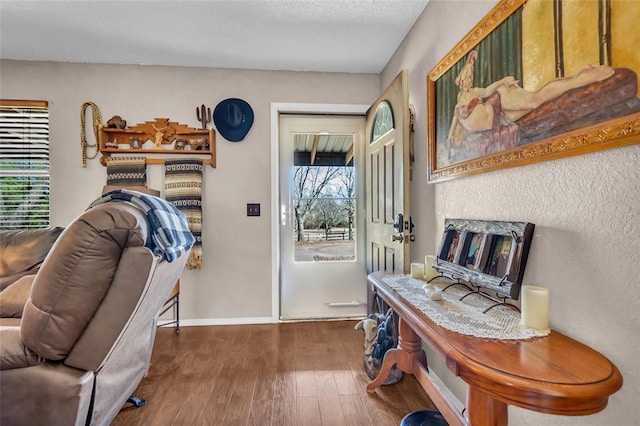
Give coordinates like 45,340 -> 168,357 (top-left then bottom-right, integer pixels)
427,0 -> 640,182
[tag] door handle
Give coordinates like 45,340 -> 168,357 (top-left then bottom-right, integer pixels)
392,214 -> 404,243
393,213 -> 404,232
391,233 -> 404,243
392,213 -> 412,243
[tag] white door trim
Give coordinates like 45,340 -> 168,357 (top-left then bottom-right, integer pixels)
270,103 -> 369,322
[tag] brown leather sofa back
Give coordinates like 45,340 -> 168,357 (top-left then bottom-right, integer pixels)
65,244 -> 155,371
20,203 -> 149,361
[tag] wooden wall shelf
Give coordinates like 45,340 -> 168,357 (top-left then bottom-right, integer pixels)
98,118 -> 216,167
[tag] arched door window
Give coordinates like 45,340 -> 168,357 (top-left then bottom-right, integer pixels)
371,101 -> 394,142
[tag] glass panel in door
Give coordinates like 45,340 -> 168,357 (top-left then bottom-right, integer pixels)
279,115 -> 366,320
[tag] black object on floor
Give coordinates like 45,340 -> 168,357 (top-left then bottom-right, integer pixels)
400,409 -> 448,426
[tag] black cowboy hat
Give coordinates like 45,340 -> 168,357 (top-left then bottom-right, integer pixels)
213,98 -> 254,142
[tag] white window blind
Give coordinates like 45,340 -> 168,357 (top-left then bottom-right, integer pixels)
0,100 -> 50,230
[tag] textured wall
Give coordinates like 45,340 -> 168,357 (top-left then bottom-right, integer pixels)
0,60 -> 379,321
382,0 -> 639,424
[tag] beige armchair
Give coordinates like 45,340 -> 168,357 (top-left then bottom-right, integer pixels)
0,200 -> 190,425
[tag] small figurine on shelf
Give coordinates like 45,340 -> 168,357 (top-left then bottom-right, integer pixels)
152,124 -> 167,149
105,138 -> 118,148
174,139 -> 187,150
106,115 -> 127,129
129,137 -> 142,149
196,104 -> 211,130
188,137 -> 208,151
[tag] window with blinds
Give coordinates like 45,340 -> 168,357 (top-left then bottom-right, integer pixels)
0,100 -> 50,230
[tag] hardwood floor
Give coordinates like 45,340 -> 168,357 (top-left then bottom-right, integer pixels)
112,320 -> 435,426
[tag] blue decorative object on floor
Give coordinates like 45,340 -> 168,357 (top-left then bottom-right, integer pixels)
400,409 -> 448,426
126,396 -> 146,408
356,308 -> 404,385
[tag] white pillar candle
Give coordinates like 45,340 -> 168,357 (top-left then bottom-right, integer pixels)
520,285 -> 550,331
424,255 -> 439,280
410,262 -> 425,279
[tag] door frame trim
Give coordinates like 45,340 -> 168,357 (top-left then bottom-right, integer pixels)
270,103 -> 368,322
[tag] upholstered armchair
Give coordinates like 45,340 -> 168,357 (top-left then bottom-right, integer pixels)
0,199 -> 191,425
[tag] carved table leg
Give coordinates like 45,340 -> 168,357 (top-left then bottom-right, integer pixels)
367,317 -> 427,392
467,386 -> 508,426
366,348 -> 401,392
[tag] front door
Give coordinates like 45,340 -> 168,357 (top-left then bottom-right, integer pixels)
279,114 -> 366,320
365,70 -> 411,275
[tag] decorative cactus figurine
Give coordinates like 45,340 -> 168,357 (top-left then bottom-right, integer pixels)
196,104 -> 211,130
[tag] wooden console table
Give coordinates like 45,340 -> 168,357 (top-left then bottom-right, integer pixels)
366,272 -> 622,426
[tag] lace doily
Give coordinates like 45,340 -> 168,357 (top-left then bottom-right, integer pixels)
382,275 -> 549,340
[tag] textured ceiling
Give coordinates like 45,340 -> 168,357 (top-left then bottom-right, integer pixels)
0,0 -> 429,73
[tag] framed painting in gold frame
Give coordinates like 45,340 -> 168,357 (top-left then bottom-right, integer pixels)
427,0 -> 640,183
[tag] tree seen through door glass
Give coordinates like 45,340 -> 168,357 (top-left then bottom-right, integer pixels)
292,133 -> 356,262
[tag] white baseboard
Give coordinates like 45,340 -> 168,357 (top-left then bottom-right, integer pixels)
427,366 -> 467,416
157,316 -> 366,327
157,317 -> 275,327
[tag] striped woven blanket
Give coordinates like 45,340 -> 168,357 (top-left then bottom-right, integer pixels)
106,156 -> 147,186
89,189 -> 194,263
165,159 -> 203,269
